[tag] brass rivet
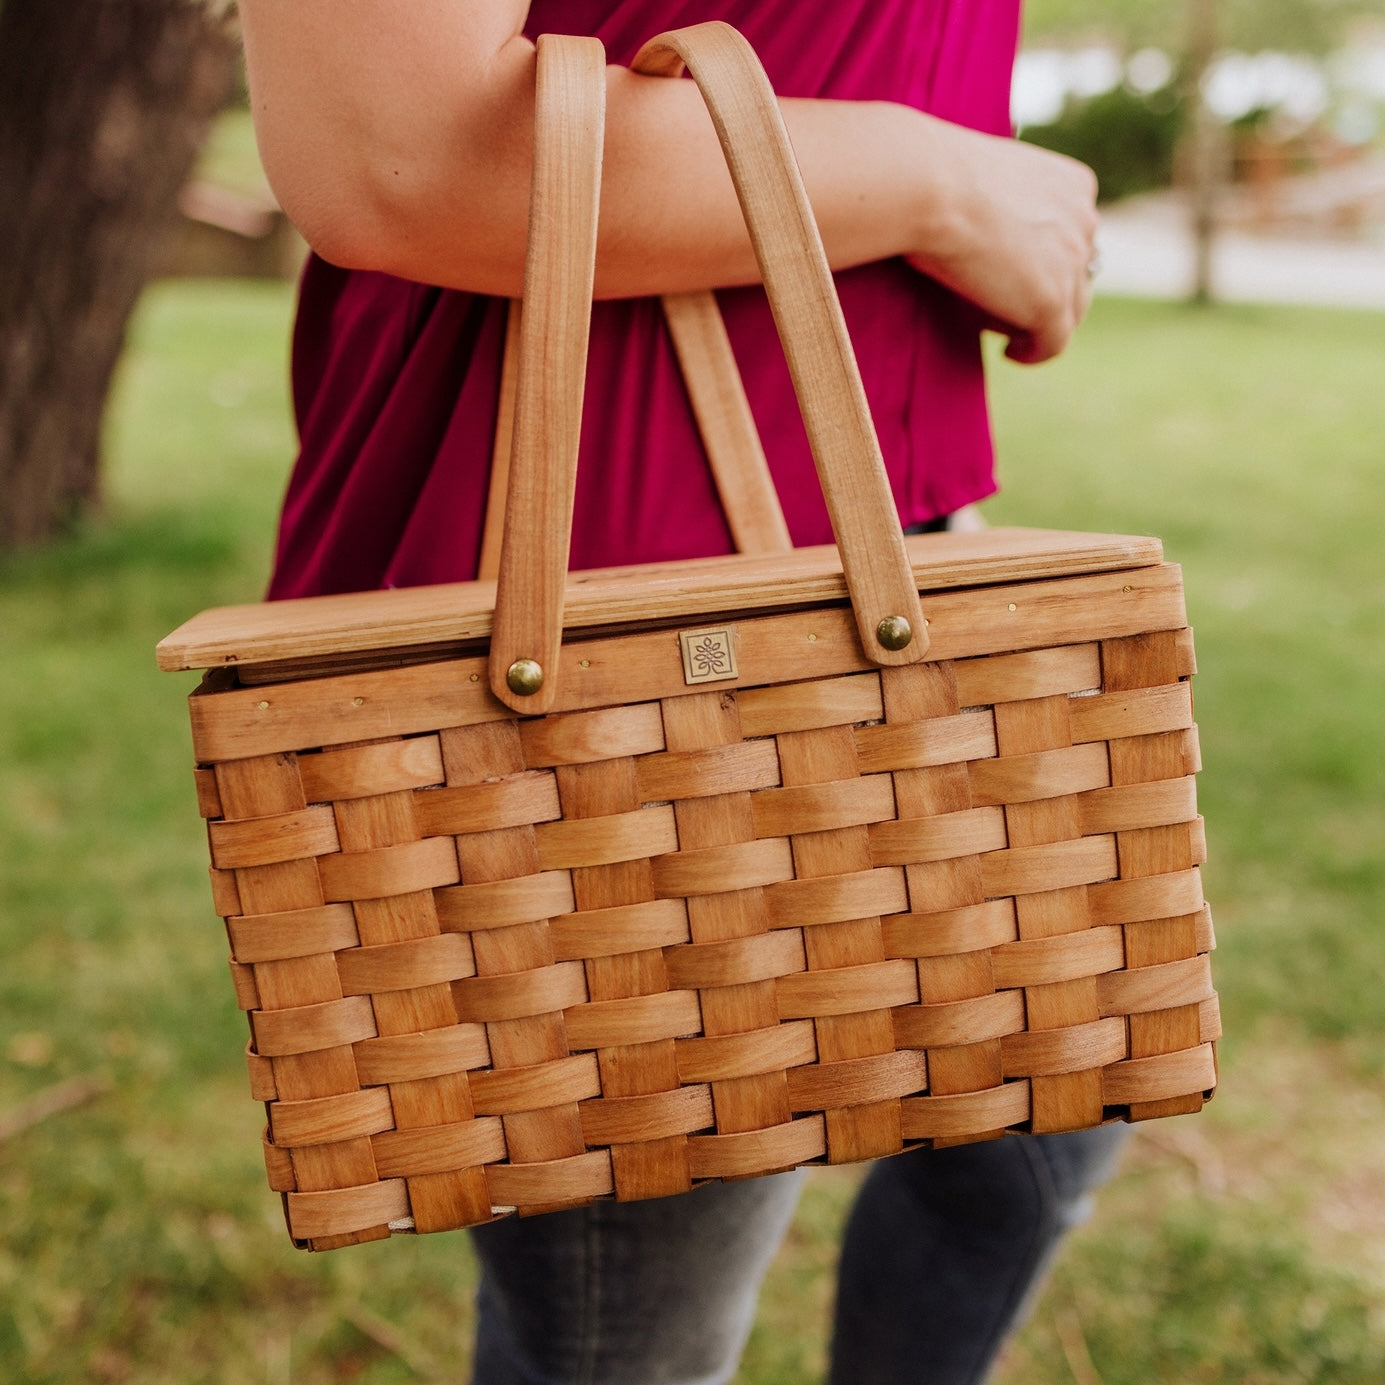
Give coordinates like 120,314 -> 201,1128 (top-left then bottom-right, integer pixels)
352,697 -> 364,707
469,673 -> 479,682
1008,603 -> 1018,613
257,700 -> 269,711
580,659 -> 591,669
876,614 -> 913,651
807,633 -> 818,643
1123,584 -> 1132,594
506,658 -> 544,696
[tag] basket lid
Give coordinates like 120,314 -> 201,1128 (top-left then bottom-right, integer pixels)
156,528 -> 1164,675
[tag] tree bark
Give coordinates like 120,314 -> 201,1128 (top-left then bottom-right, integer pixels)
0,0 -> 238,549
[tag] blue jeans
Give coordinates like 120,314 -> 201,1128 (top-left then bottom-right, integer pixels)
468,1125 -> 1129,1384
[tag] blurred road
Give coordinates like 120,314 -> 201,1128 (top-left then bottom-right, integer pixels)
1094,184 -> 1385,310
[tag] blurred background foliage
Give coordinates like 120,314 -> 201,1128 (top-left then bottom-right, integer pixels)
1023,80 -> 1186,202
1018,0 -> 1385,206
1025,0 -> 1378,53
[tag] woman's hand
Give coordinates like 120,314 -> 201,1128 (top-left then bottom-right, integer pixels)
903,123 -> 1099,364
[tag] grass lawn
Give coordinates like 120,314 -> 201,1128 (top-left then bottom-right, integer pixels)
1,282 -> 1383,1383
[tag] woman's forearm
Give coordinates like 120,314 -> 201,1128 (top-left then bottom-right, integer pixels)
243,8 -> 938,292
240,0 -> 1097,360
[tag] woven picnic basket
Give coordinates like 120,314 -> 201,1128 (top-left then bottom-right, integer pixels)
157,24 -> 1219,1252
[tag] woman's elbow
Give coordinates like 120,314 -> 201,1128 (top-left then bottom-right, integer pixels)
258,148 -> 396,272
288,203 -> 392,276
262,147 -> 522,290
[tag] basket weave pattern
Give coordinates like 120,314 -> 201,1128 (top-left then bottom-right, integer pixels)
195,611 -> 1217,1250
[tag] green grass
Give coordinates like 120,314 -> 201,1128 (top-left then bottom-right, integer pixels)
984,300 -> 1385,1384
2,285 -> 1383,1382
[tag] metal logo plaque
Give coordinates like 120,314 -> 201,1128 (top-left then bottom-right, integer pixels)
678,625 -> 739,685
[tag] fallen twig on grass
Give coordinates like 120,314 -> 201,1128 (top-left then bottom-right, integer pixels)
0,1074 -> 112,1143
1054,1285 -> 1105,1385
343,1303 -> 446,1382
1133,1123 -> 1228,1196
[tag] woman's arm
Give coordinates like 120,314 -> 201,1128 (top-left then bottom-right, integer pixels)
239,0 -> 1096,362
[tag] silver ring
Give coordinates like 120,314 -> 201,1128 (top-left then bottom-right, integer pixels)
1086,250 -> 1102,281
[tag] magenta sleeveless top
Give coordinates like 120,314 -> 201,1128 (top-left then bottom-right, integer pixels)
268,0 -> 1021,599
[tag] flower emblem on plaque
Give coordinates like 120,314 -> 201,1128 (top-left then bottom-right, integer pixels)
678,625 -> 739,685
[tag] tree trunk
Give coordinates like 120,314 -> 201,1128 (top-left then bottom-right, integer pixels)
0,0 -> 238,549
1185,0 -> 1222,306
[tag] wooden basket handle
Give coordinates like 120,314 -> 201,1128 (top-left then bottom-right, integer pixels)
489,23 -> 928,712
488,35 -> 605,712
634,24 -> 928,661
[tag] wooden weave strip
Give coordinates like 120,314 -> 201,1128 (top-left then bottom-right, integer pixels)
468,1053 -> 603,1114
892,991 -> 1027,1049
296,736 -> 445,802
286,1180 -> 411,1242
580,1086 -> 716,1145
228,903 -> 360,964
352,1026 -> 491,1085
371,1119 -> 508,1179
764,868 -> 909,929
269,1087 -> 396,1148
674,1020 -> 818,1082
686,1116 -> 826,1179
